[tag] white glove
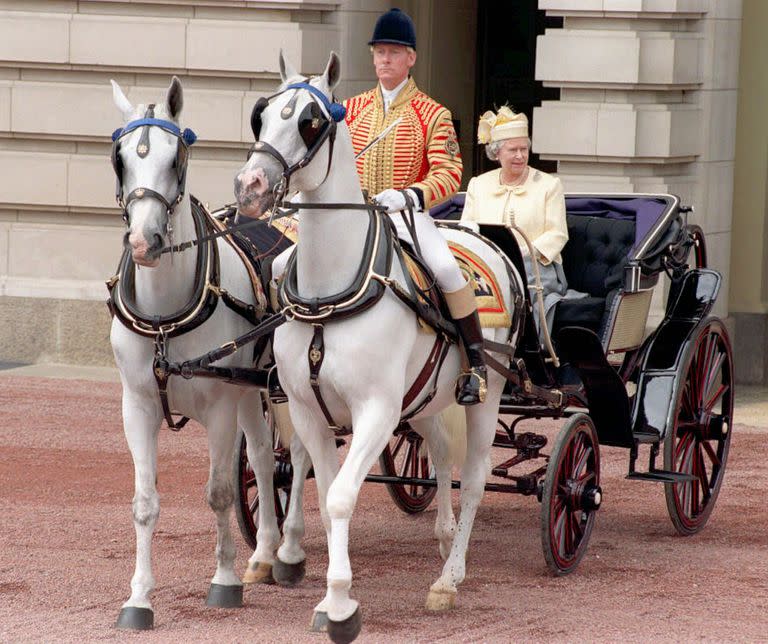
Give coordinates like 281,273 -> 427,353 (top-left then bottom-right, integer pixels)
374,188 -> 421,213
460,220 -> 480,233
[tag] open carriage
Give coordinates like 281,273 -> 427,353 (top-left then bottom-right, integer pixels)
233,191 -> 734,575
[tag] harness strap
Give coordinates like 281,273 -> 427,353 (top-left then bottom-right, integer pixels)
307,323 -> 349,434
401,338 -> 452,422
152,340 -> 191,431
213,284 -> 261,325
482,343 -> 564,407
400,333 -> 451,418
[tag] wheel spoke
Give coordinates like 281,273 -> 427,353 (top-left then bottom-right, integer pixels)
390,433 -> 407,461
704,383 -> 728,416
573,442 -> 591,478
554,505 -> 567,557
701,439 -> 721,468
695,444 -> 711,500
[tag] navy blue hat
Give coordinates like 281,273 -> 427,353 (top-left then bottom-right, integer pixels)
368,8 -> 416,49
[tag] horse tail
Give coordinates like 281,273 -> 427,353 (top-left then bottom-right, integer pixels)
272,402 -> 295,448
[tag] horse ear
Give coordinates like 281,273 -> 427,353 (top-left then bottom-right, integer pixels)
166,76 -> 183,119
279,49 -> 299,83
111,79 -> 133,119
324,52 -> 341,92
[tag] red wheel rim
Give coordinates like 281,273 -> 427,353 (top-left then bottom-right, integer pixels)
380,430 -> 436,513
669,323 -> 733,531
548,425 -> 599,570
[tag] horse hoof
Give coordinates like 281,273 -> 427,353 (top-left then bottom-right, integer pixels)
115,607 -> 154,630
205,583 -> 243,608
242,561 -> 275,585
272,558 -> 306,587
425,588 -> 456,611
310,610 -> 329,632
327,607 -> 362,644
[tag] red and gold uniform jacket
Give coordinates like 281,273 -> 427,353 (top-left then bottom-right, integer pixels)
344,78 -> 462,209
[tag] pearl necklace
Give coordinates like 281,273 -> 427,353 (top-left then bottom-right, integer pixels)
500,166 -> 529,188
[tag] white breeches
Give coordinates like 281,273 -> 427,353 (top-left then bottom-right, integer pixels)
271,211 -> 467,294
389,211 -> 467,293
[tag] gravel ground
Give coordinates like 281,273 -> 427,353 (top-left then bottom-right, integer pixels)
1,374 -> 766,643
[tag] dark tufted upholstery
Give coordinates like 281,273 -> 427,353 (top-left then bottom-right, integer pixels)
553,215 -> 636,337
562,215 -> 635,296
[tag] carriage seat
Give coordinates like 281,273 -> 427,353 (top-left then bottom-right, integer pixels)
551,214 -> 636,340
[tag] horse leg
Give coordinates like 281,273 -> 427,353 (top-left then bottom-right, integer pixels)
322,403 -> 400,642
409,416 -> 456,561
273,432 -> 312,586
425,387 -> 501,611
116,394 -> 162,630
202,401 -> 244,608
239,392 -> 281,585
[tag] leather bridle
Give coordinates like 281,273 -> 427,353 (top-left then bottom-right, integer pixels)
247,81 -> 346,205
111,104 -> 198,224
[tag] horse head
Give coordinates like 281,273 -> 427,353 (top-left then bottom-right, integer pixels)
111,77 -> 195,267
234,51 -> 343,218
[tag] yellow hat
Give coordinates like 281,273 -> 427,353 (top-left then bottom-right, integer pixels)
477,106 -> 529,144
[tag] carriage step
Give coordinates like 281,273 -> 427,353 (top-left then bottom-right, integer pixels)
633,431 -> 660,444
626,470 -> 697,484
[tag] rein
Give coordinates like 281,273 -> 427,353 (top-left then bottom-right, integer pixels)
107,196 -> 276,430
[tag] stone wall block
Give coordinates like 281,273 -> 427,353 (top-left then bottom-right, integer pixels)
700,18 -> 741,90
187,20 -> 301,74
533,103 -> 599,156
0,296 -> 114,366
8,223 -> 120,281
692,89 -> 738,162
596,106 -> 637,156
540,0 -> 707,12
0,152 -> 68,206
694,161 -> 735,234
71,15 -> 186,69
0,11 -> 70,64
68,155 -> 116,209
537,31 -> 641,84
129,86 -> 245,143
702,230 -> 731,319
539,30 -> 700,87
12,82 -> 115,137
706,0 -> 742,20
187,160 -> 248,210
0,222 -> 8,277
0,82 -> 11,131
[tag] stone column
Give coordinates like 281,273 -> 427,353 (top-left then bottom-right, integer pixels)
533,0 -> 742,328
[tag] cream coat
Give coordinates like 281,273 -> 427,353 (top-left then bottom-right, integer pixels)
460,167 -> 567,265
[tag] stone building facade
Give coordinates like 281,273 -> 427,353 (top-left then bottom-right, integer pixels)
0,0 -> 764,384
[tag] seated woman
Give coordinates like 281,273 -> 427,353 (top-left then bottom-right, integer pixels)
460,107 -> 582,344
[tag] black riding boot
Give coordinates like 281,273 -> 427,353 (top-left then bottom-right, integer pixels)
454,310 -> 487,406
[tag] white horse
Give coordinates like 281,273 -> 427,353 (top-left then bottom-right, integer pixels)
108,77 -> 310,630
234,52 -> 522,643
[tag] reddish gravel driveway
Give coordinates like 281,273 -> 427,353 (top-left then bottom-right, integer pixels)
1,375 -> 767,643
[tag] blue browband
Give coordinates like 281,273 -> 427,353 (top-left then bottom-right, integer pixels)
285,82 -> 346,122
111,117 -> 198,146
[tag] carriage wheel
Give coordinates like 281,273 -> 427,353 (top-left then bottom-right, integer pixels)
664,318 -> 733,536
233,399 -> 292,550
379,424 -> 437,513
540,413 -> 601,576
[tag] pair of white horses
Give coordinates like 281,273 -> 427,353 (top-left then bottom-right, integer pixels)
111,52 -> 519,642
